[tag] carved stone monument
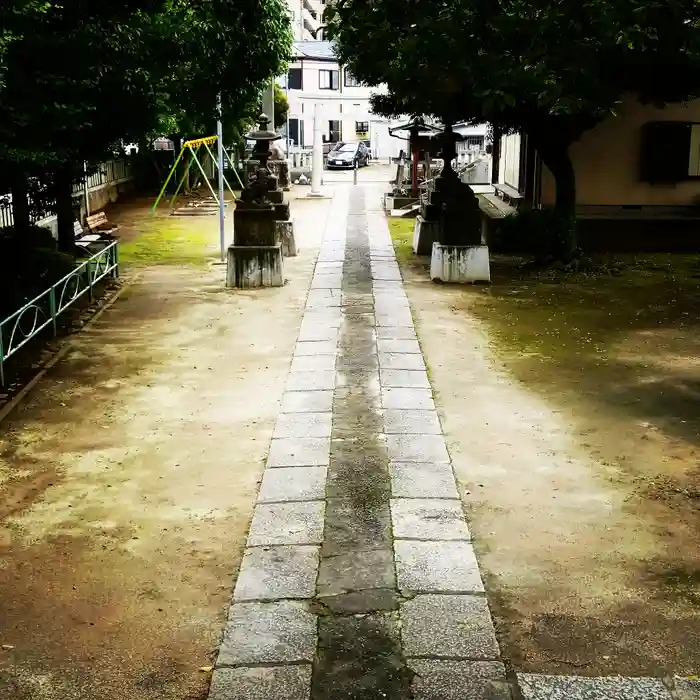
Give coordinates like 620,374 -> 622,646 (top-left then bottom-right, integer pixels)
226,114 -> 295,288
426,124 -> 490,283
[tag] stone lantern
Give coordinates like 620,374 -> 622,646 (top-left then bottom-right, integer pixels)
428,123 -> 490,283
226,114 -> 296,288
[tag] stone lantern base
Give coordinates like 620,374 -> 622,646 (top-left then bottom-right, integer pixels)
412,216 -> 439,256
275,220 -> 297,257
226,244 -> 284,288
430,242 -> 490,283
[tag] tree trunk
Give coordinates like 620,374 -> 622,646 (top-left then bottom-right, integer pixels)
535,141 -> 578,260
55,165 -> 76,254
10,168 -> 31,234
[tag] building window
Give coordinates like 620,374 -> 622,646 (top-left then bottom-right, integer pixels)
287,68 -> 303,90
355,121 -> 369,136
344,70 -> 362,87
640,121 -> 700,183
319,70 -> 339,90
328,120 -> 342,142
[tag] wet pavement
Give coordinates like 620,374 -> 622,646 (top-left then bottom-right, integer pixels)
206,180 -> 700,700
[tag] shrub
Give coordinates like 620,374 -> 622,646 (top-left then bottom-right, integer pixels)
0,225 -> 76,318
492,208 -> 576,260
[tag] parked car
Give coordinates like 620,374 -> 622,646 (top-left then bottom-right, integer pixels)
326,142 -> 370,169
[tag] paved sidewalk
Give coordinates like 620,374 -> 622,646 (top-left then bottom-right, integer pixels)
206,183 -> 700,700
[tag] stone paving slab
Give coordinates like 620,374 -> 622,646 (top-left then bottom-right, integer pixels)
395,540 -> 484,592
381,387 -> 435,410
281,390 -> 335,413
381,369 -> 431,388
377,338 -> 422,354
234,545 -> 320,601
267,437 -> 331,467
209,666 -> 313,700
517,674 -> 674,700
247,501 -> 325,546
274,412 -> 333,438
258,466 -> 328,503
386,434 -> 450,462
378,353 -> 426,371
294,340 -> 339,356
389,462 -> 460,499
290,354 -> 338,372
310,275 -> 343,289
391,498 -> 470,540
383,408 -> 440,434
316,548 -> 396,597
408,660 -> 511,700
286,370 -> 337,392
297,324 -> 340,342
375,326 -> 418,341
676,678 -> 700,699
402,594 -> 500,660
218,600 -> 317,665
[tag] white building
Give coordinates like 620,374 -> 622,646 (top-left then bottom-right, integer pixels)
279,41 -> 403,161
285,0 -> 326,42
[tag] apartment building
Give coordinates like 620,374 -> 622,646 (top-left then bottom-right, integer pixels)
286,0 -> 326,41
279,40 -> 401,160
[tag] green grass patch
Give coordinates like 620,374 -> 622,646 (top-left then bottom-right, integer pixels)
388,216 -> 415,263
118,216 -> 217,266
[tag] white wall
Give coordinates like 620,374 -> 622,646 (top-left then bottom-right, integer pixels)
281,58 -> 393,155
498,133 -> 521,190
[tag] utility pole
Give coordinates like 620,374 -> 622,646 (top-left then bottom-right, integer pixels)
217,94 -> 226,262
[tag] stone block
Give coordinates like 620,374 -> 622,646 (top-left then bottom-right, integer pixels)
409,660 -> 511,700
209,666 -> 312,700
258,466 -> 328,503
394,540 -> 484,592
401,594 -> 500,659
226,244 -> 284,288
381,388 -> 435,410
386,434 -> 450,462
316,548 -> 396,598
267,437 -> 331,467
517,674 -> 674,700
390,498 -> 469,540
234,545 -> 320,600
382,408 -> 440,434
430,242 -> 491,283
281,390 -> 334,413
218,601 -> 317,665
275,219 -> 298,257
233,207 -> 277,246
413,216 -> 439,256
389,462 -> 459,499
247,501 -> 325,546
381,369 -> 431,389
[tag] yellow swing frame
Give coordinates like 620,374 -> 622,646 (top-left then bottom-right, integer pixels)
151,135 -> 244,214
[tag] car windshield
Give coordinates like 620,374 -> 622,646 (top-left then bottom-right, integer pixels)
334,144 -> 357,153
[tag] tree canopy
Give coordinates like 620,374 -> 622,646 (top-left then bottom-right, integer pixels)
329,0 -> 700,255
0,0 -> 292,249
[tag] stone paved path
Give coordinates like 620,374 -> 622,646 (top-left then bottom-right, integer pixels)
206,184 -> 700,700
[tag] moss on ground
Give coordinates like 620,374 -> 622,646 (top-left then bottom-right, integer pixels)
118,215 -> 218,266
387,217 -> 416,264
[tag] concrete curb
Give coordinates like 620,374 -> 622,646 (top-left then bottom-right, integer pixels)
0,274 -> 139,427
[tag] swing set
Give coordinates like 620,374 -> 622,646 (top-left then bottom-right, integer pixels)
151,135 -> 244,214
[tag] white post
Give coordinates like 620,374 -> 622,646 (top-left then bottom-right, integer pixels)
216,94 -> 226,261
83,161 -> 90,219
310,103 -> 323,196
262,79 -> 275,129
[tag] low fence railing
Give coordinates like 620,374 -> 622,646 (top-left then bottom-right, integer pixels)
0,241 -> 119,385
0,159 -> 133,229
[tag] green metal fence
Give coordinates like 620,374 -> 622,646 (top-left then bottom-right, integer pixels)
0,242 -> 119,385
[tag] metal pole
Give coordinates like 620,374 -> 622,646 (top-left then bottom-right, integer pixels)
353,159 -> 358,185
217,94 -> 226,262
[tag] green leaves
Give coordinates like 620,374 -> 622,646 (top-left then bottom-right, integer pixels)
331,0 -> 700,140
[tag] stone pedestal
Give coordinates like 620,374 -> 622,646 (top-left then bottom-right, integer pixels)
275,220 -> 297,257
430,243 -> 490,283
226,244 -> 284,288
413,216 -> 439,256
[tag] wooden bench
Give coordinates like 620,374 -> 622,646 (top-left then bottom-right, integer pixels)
86,211 -> 119,236
493,183 -> 524,207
